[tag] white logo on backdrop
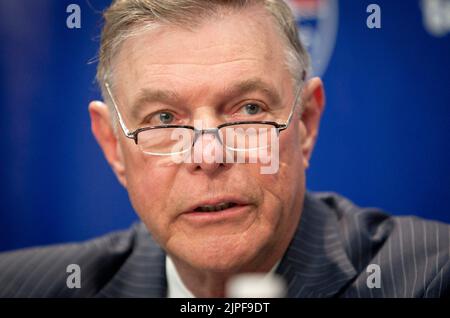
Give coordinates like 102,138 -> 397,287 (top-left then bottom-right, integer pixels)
421,0 -> 450,37
286,0 -> 339,77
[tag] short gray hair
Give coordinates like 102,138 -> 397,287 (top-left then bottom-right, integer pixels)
96,0 -> 310,114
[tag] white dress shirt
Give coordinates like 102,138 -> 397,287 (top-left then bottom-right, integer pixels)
166,255 -> 281,298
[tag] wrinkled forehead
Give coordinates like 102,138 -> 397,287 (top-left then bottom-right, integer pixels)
111,6 -> 293,107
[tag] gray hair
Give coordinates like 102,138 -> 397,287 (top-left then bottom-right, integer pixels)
96,0 -> 310,118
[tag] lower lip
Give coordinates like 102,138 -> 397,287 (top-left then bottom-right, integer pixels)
181,205 -> 251,224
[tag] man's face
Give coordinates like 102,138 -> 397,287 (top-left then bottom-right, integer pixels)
102,6 -> 316,272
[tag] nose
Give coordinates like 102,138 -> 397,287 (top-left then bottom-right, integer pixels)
186,128 -> 226,174
180,124 -> 237,177
184,110 -> 231,174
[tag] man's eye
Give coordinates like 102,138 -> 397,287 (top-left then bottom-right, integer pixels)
156,112 -> 174,124
241,103 -> 262,115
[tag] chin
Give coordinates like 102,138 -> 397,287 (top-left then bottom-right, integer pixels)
174,238 -> 261,273
189,255 -> 249,273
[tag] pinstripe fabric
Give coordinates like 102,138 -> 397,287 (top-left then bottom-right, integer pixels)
0,192 -> 448,298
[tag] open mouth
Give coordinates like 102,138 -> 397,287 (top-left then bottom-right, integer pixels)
182,199 -> 250,223
193,202 -> 238,212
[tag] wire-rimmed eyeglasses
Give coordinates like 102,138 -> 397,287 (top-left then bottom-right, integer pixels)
104,81 -> 303,156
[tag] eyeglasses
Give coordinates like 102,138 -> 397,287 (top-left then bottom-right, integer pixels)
104,82 -> 302,156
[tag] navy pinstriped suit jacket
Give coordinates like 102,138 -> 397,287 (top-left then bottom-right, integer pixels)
0,192 -> 449,298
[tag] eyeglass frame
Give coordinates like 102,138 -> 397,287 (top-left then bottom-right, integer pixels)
103,79 -> 303,151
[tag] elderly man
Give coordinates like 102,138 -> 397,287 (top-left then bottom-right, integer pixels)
0,0 -> 449,298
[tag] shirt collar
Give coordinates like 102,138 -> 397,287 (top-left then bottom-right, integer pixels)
166,255 -> 195,298
166,255 -> 281,298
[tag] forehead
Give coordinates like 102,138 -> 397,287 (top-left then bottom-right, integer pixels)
112,5 -> 291,106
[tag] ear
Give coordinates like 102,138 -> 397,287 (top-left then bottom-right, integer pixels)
89,101 -> 128,188
299,77 -> 325,169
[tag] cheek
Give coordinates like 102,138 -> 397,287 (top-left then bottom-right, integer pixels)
265,122 -> 305,214
123,150 -> 180,243
282,120 -> 305,173
122,142 -> 175,200
271,120 -> 304,174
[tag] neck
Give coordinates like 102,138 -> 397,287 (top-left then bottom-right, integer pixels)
178,267 -> 228,298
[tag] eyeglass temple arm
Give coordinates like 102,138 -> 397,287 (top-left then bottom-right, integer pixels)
104,81 -> 135,139
280,84 -> 303,131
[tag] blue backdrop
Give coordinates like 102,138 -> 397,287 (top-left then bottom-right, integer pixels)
1,0 -> 449,252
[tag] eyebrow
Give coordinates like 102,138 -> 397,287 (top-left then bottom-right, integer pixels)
223,78 -> 282,108
130,89 -> 181,120
129,77 -> 282,120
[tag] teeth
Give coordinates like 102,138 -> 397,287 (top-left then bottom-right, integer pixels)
204,205 -> 216,212
217,202 -> 231,210
195,202 -> 237,212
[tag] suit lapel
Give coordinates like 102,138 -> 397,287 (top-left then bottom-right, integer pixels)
96,223 -> 167,298
276,193 -> 357,297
